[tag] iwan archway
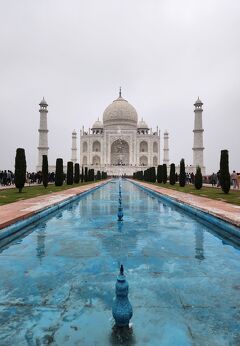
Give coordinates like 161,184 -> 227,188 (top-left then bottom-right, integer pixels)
111,139 -> 129,165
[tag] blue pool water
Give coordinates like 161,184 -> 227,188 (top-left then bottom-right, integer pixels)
0,180 -> 240,345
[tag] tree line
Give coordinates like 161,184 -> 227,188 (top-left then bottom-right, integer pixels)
14,148 -> 107,192
133,149 -> 231,194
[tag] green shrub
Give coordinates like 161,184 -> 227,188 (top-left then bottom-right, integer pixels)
67,161 -> 74,185
96,170 -> 101,180
15,148 -> 26,192
55,158 -> 64,186
194,166 -> 202,190
162,164 -> 167,184
220,150 -> 230,194
157,165 -> 163,183
81,166 -> 84,182
42,155 -> 48,188
88,169 -> 94,181
169,163 -> 176,185
179,158 -> 186,187
74,163 -> 80,184
84,167 -> 88,182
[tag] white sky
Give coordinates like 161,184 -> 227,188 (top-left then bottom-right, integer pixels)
0,0 -> 239,173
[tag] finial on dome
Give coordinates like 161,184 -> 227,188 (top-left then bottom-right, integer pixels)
39,97 -> 48,107
119,86 -> 122,98
194,96 -> 203,107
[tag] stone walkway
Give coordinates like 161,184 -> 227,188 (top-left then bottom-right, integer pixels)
132,180 -> 240,228
0,181 -> 106,230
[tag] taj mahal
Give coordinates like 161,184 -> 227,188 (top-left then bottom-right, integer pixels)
37,89 -> 205,175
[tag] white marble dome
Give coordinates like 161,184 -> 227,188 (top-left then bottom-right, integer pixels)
92,119 -> 103,129
103,94 -> 138,129
138,118 -> 148,129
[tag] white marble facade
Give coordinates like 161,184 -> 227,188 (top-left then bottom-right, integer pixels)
36,93 -> 205,175
80,91 -> 160,175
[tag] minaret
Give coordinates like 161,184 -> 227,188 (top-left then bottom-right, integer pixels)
71,129 -> 77,164
193,97 -> 205,173
37,98 -> 49,169
163,130 -> 169,165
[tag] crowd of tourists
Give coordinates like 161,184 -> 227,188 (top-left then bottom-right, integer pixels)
1,168 -> 240,189
209,170 -> 240,189
25,172 -> 55,185
0,170 -> 55,186
0,170 -> 14,185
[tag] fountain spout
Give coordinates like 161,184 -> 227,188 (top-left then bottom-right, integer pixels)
112,265 -> 133,327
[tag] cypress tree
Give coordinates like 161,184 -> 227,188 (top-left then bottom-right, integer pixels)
14,148 -> 26,193
67,161 -> 74,185
84,167 -> 88,182
169,163 -> 176,185
96,170 -> 101,180
145,168 -> 150,182
55,158 -> 64,186
143,170 -> 146,181
194,166 -> 202,190
42,155 -> 48,188
88,169 -> 94,181
157,165 -> 163,183
74,163 -> 80,184
179,158 -> 186,187
162,164 -> 167,184
151,167 -> 156,182
81,166 -> 84,183
220,150 -> 230,194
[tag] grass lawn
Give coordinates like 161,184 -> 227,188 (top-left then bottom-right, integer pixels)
152,182 -> 240,206
0,182 -> 94,206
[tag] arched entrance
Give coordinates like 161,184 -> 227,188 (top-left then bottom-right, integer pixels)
111,139 -> 129,165
92,155 -> 100,165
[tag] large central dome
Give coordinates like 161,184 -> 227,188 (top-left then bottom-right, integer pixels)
103,92 -> 138,129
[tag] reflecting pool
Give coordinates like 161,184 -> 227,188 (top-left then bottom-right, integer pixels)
0,180 -> 240,345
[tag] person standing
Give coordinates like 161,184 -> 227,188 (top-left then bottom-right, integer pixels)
217,171 -> 221,187
237,173 -> 240,189
211,172 -> 217,186
231,170 -> 238,189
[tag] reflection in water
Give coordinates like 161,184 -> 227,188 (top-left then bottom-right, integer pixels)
118,221 -> 123,233
117,219 -> 125,270
36,224 -> 46,263
110,325 -> 135,346
56,211 -> 63,220
195,228 -> 205,261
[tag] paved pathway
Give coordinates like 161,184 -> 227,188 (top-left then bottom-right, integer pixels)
0,181 -> 106,230
132,180 -> 240,228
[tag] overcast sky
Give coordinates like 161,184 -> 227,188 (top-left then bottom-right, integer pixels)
0,0 -> 239,173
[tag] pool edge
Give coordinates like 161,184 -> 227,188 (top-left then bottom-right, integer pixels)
0,181 -> 109,242
129,179 -> 240,238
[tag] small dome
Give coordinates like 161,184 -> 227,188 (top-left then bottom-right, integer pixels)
72,129 -> 77,134
39,97 -> 48,106
194,97 -> 203,106
92,118 -> 103,129
138,118 -> 148,129
103,91 -> 138,129
164,130 -> 169,135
